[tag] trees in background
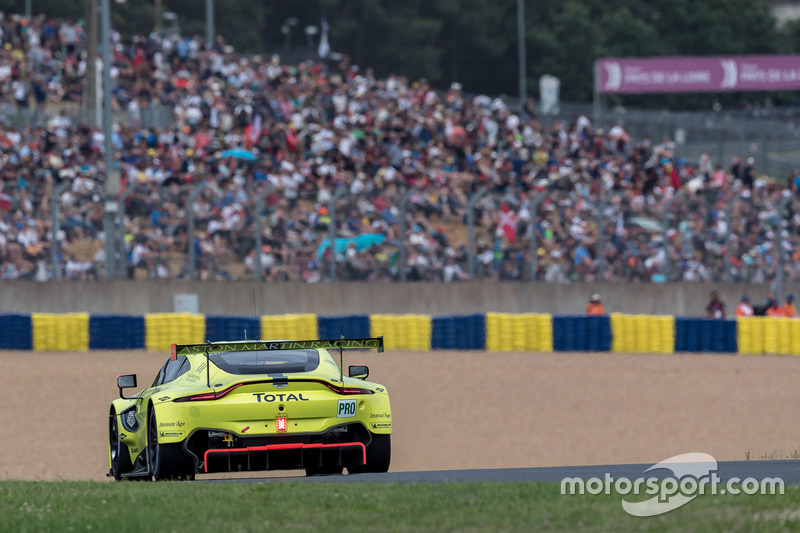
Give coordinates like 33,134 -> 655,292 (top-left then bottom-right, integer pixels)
0,0 -> 795,105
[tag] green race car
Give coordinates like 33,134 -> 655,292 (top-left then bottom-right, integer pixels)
108,337 -> 391,480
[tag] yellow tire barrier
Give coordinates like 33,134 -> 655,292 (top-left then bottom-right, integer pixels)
370,314 -> 432,351
485,312 -> 552,352
145,313 -> 205,352
260,314 -> 318,341
738,316 -> 800,355
611,313 -> 674,353
32,312 -> 89,351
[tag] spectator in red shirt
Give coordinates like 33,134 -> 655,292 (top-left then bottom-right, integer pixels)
706,290 -> 726,319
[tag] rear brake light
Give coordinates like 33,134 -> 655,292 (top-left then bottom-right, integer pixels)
276,417 -> 287,432
317,380 -> 373,395
174,383 -> 243,402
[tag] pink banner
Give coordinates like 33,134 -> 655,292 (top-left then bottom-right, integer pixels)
596,55 -> 800,94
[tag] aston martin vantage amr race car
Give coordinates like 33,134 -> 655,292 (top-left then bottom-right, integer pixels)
107,337 -> 391,480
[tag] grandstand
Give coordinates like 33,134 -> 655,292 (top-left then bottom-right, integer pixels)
0,11 -> 798,295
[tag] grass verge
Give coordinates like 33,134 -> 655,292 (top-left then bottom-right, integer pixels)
2,480 -> 800,532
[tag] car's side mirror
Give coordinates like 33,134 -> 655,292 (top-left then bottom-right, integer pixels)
117,374 -> 137,399
348,365 -> 369,380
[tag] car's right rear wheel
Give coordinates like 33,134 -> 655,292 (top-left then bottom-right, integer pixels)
348,434 -> 391,474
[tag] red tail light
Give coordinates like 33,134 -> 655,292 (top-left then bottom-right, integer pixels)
316,380 -> 373,395
174,383 -> 244,402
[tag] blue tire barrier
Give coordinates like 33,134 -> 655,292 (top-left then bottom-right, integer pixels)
0,313 -> 32,350
589,315 -> 612,352
553,316 -> 610,351
432,314 -> 485,350
724,320 -> 738,353
89,315 -> 145,350
205,316 -> 261,343
318,314 -> 370,340
675,318 -> 736,353
462,314 -> 486,350
552,316 -> 572,351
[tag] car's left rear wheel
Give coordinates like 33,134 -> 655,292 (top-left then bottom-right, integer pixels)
109,412 -> 132,481
147,408 -> 195,481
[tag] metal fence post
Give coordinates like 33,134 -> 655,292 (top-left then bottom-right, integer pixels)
661,193 -> 682,282
596,190 -> 618,282
723,194 -> 739,282
775,194 -> 792,300
467,187 -> 488,280
50,181 -> 70,280
328,187 -> 347,281
528,191 -> 547,281
116,183 -> 135,279
253,184 -> 275,281
187,182 -> 206,281
398,187 -> 418,282
759,123 -> 769,177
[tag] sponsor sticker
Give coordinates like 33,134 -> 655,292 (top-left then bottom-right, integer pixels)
159,430 -> 185,438
370,422 -> 392,429
337,399 -> 357,418
159,421 -> 186,428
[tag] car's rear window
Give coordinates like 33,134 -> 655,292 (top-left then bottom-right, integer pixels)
209,349 -> 319,375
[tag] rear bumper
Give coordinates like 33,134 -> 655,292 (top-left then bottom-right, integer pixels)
203,442 -> 366,473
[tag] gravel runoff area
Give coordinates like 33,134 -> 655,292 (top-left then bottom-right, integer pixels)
1,349 -> 799,481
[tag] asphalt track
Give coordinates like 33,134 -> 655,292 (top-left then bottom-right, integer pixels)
204,460 -> 800,484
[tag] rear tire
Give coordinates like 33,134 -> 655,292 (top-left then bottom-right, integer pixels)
109,412 -> 132,481
348,434 -> 391,474
148,408 -> 195,481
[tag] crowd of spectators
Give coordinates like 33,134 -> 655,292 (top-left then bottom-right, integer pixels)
1,11 -> 800,284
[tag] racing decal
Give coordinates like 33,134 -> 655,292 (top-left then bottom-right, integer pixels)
370,422 -> 392,429
119,433 -> 127,440
252,393 -> 309,402
185,374 -> 200,382
130,448 -> 139,454
242,426 -> 250,433
272,382 -> 288,389
337,399 -> 357,418
375,387 -> 385,392
158,396 -> 170,401
159,421 -> 186,428
369,413 -> 390,419
159,430 -> 185,438
197,362 -> 207,373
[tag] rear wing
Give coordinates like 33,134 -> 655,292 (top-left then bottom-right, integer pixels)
171,337 -> 384,359
170,337 -> 385,387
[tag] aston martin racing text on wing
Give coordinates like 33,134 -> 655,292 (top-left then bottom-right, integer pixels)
176,339 -> 382,355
